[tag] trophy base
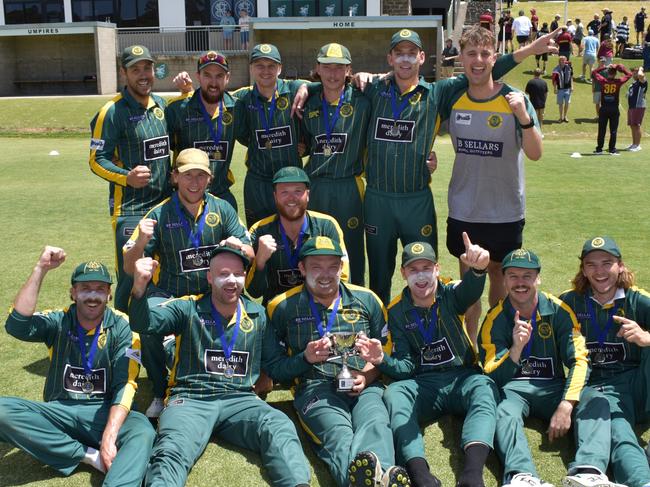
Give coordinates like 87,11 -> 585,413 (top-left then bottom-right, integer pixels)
337,377 -> 355,392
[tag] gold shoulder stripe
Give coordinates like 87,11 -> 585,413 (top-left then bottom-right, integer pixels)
267,285 -> 304,319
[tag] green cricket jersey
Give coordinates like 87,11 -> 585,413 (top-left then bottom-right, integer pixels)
560,287 -> 650,380
129,293 -> 278,399
5,306 -> 141,409
246,211 -> 349,304
89,88 -> 172,217
124,192 -> 250,297
479,292 -> 589,402
301,84 -> 370,179
232,79 -> 305,178
166,90 -> 248,196
378,271 -> 486,379
265,283 -> 388,386
363,54 -> 518,193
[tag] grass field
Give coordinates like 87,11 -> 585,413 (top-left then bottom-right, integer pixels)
1,23 -> 650,486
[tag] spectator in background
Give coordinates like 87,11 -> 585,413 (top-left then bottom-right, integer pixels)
587,13 -> 601,39
616,16 -> 630,57
530,8 -> 539,39
525,68 -> 548,135
627,67 -> 647,151
644,25 -> 650,71
220,10 -> 236,50
593,63 -> 633,154
573,18 -> 585,56
441,38 -> 459,77
567,19 -> 576,37
238,9 -> 250,50
557,26 -> 573,60
550,14 -> 561,32
600,8 -> 614,41
598,34 -> 614,65
513,10 -> 533,47
498,10 -> 514,53
552,55 -> 573,122
480,9 -> 494,30
592,57 -> 608,116
582,29 -> 600,80
535,22 -> 550,74
635,7 -> 647,45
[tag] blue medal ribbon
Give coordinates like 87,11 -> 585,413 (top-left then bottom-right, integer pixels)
253,84 -> 277,143
210,299 -> 242,360
172,192 -> 209,249
522,305 -> 539,359
390,82 -> 420,122
585,295 -> 620,346
321,89 -> 346,146
411,301 -> 439,344
278,216 -> 308,269
75,318 -> 102,378
197,91 -> 224,157
308,293 -> 341,338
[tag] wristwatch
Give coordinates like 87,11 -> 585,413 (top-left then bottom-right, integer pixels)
520,119 -> 536,129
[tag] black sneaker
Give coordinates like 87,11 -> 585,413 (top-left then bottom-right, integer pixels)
349,451 -> 382,487
609,149 -> 620,156
593,149 -> 604,155
380,466 -> 411,487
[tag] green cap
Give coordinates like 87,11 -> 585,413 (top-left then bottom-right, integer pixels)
317,43 -> 352,64
401,242 -> 437,267
71,261 -> 113,285
174,148 -> 212,175
580,236 -> 622,259
121,45 -> 154,68
502,248 -> 541,271
198,50 -> 229,72
250,43 -> 282,63
209,245 -> 250,268
272,166 -> 310,186
390,29 -> 423,50
299,236 -> 344,260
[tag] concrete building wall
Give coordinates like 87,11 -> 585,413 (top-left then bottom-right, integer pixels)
0,37 -> 16,96
95,25 -> 117,94
382,0 -> 410,16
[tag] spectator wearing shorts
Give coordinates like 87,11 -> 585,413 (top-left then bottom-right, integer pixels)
627,67 -> 647,151
534,23 -> 549,73
220,10 -> 236,50
635,7 -> 647,45
525,68 -> 548,135
573,18 -> 585,56
557,26 -> 573,60
616,16 -> 630,57
238,10 -> 250,50
582,29 -> 600,79
512,10 -> 533,47
552,56 -> 573,122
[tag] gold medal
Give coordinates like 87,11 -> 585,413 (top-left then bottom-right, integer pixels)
323,145 -> 332,156
265,140 -> 272,150
593,352 -> 605,364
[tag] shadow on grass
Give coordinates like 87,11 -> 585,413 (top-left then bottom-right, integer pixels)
573,117 -> 598,124
22,357 -> 49,377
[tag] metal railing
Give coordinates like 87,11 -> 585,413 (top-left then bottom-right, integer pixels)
116,26 -> 249,55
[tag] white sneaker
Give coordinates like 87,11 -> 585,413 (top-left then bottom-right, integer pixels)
145,397 -> 165,418
504,473 -> 555,487
630,145 -> 642,152
562,472 -> 626,487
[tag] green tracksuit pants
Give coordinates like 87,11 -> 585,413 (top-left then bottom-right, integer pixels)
293,381 -> 394,487
138,293 -> 174,399
364,187 -> 437,304
145,393 -> 310,487
496,379 -> 611,483
383,369 -> 498,464
0,398 -> 154,486
309,176 -> 365,286
113,214 -> 142,312
243,172 -> 276,229
590,364 -> 650,487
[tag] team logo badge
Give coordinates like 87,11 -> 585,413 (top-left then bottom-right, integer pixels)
260,44 -> 272,54
411,243 -> 425,254
347,217 -> 359,229
222,111 -> 233,125
616,308 -> 625,317
342,309 -> 360,324
340,103 -> 353,117
409,92 -> 422,105
420,225 -> 433,237
240,316 -> 254,333
308,110 -> 320,119
97,332 -> 107,349
487,114 -> 502,129
132,46 -> 144,55
315,236 -> 335,250
538,322 -> 552,339
400,29 -> 412,38
205,212 -> 220,227
276,96 -> 289,111
591,237 -> 605,248
153,107 -> 165,120
85,261 -> 102,271
512,249 -> 530,258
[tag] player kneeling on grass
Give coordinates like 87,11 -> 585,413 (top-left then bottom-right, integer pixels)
479,249 -> 621,487
357,235 -> 499,487
560,237 -> 650,487
264,236 -> 410,487
129,247 -> 311,487
1,247 -> 154,486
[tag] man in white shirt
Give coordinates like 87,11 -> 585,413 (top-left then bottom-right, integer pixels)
512,10 -> 533,47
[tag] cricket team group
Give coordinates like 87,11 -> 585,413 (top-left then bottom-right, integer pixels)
1,20 -> 649,487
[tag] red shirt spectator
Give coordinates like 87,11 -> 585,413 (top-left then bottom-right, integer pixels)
480,11 -> 494,30
531,10 -> 539,32
557,29 -> 573,54
598,38 -> 614,59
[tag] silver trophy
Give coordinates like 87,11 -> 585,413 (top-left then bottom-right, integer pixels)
327,332 -> 360,392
